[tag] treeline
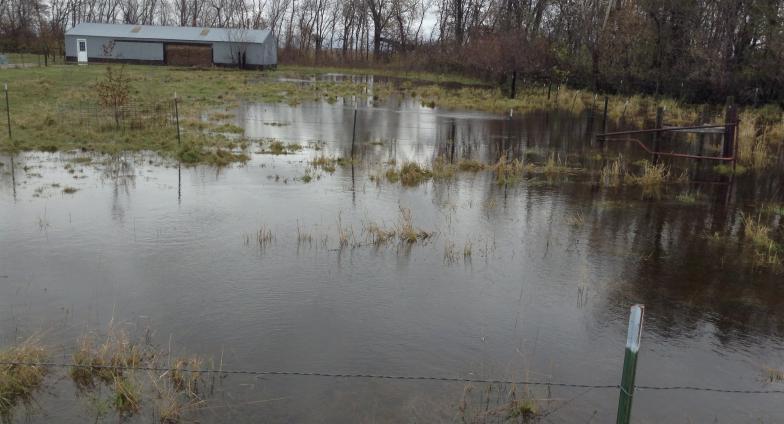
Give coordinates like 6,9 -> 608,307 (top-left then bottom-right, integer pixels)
2,0 -> 783,103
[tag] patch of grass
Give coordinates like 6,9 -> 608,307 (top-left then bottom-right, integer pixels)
431,158 -> 456,179
632,160 -> 670,186
70,156 -> 93,164
762,203 -> 784,216
62,186 -> 79,194
713,163 -> 748,175
207,111 -> 235,121
600,157 -> 626,187
675,192 -> 700,204
178,142 -> 249,166
0,338 -> 48,418
398,208 -> 432,243
212,123 -> 244,134
310,155 -> 337,173
457,159 -> 486,172
262,141 -> 290,155
398,162 -> 432,186
491,153 -> 527,185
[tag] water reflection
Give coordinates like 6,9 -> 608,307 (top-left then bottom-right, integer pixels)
0,99 -> 783,422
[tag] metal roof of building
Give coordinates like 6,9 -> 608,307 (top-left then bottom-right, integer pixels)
66,23 -> 272,44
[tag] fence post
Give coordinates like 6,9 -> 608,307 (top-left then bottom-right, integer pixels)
723,97 -> 736,161
617,304 -> 644,424
652,107 -> 663,163
509,70 -> 517,99
350,106 -> 358,159
547,82 -> 552,100
174,92 -> 181,146
4,83 -> 11,145
602,96 -> 609,134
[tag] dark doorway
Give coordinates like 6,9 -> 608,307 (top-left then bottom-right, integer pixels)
165,43 -> 212,66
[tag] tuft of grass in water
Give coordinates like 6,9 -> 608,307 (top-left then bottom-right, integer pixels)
70,156 -> 93,164
713,163 -> 748,175
741,213 -> 782,269
212,123 -> 244,134
296,221 -> 313,246
112,374 -> 141,415
600,156 -> 625,187
458,383 -> 542,423
567,211 -> 585,227
398,208 -> 432,243
364,222 -> 397,246
675,192 -> 699,204
384,168 -> 400,183
742,213 -> 774,249
336,214 -> 355,249
431,158 -> 457,180
443,241 -> 458,264
491,153 -> 527,185
62,186 -> 79,194
457,159 -> 486,172
765,367 -> 784,383
762,203 -> 784,216
178,142 -> 249,166
0,338 -> 48,418
398,162 -> 432,186
257,226 -> 274,248
260,141 -> 302,155
632,160 -> 670,186
310,155 -> 337,173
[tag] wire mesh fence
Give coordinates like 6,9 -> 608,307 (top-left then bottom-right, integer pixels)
58,99 -> 178,132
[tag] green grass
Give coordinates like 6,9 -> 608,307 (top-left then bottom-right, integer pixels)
0,64 -> 375,163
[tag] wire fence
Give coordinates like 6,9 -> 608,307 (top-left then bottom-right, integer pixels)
57,100 -> 178,131
2,360 -> 783,395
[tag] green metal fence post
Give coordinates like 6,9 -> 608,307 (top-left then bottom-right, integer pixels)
617,304 -> 644,424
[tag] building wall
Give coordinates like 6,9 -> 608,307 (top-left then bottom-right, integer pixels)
65,35 -> 164,61
65,34 -> 277,66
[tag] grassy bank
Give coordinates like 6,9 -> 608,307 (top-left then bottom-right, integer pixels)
0,63 -> 781,168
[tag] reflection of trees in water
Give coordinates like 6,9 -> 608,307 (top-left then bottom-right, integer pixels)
0,154 -> 17,198
100,153 -> 136,222
588,187 -> 784,343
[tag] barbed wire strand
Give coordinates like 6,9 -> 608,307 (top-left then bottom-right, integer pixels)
2,361 -> 784,394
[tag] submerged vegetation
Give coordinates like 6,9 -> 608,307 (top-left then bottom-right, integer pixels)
0,326 -> 211,423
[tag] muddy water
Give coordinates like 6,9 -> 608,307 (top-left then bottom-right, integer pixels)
1,92 -> 784,423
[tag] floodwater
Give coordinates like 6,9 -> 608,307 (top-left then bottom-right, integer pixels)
1,82 -> 784,423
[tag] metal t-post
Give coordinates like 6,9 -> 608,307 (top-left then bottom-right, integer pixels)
4,83 -> 11,144
617,304 -> 644,424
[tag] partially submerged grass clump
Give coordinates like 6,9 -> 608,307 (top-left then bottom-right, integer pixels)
458,383 -> 542,423
457,159 -> 486,172
310,155 -> 337,173
631,160 -> 670,186
398,208 -> 432,243
362,208 -> 433,246
178,142 -> 249,166
741,213 -> 782,269
67,325 -> 210,421
398,162 -> 433,186
0,338 -> 48,418
261,140 -> 303,155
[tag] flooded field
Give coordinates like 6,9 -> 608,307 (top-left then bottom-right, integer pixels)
2,81 -> 784,422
